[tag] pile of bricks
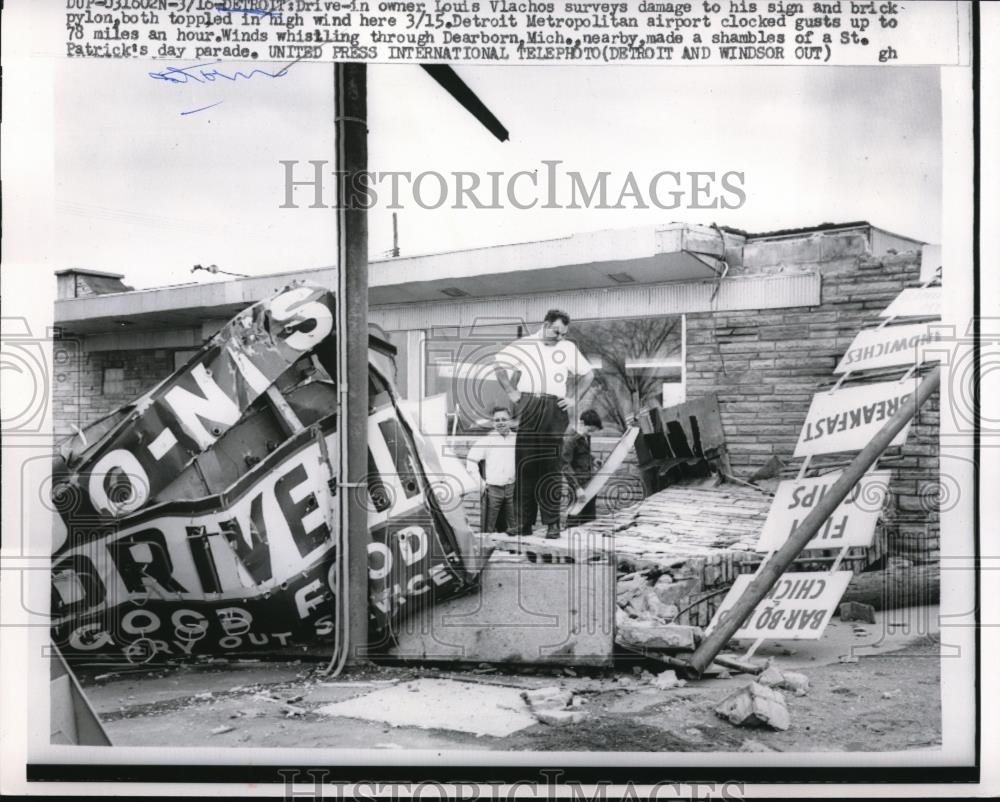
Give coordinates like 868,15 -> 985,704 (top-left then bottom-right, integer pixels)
479,480 -> 773,629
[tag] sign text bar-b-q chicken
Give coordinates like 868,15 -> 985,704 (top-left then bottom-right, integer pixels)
50,283 -> 486,663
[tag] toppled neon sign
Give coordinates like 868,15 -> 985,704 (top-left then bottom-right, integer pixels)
51,283 -> 482,661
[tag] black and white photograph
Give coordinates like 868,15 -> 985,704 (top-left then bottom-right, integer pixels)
1,0 -> 996,797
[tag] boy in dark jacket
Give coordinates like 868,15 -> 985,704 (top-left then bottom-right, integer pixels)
562,408 -> 602,527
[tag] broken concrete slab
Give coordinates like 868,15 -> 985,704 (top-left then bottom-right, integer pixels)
840,601 -> 877,624
317,679 -> 537,737
756,665 -> 810,696
650,670 -> 686,690
714,683 -> 790,731
387,553 -> 615,666
535,709 -> 588,726
780,671 -> 810,695
653,575 -> 700,606
757,666 -> 784,688
521,685 -> 589,726
616,611 -> 703,652
522,686 -> 573,710
480,481 -> 773,628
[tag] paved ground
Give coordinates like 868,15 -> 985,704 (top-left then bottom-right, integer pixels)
73,605 -> 941,753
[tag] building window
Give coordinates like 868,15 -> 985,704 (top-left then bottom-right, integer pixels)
424,321 -> 523,434
101,366 -> 125,395
572,315 -> 685,434
420,315 -> 685,436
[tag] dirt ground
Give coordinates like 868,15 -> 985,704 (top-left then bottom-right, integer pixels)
75,610 -> 941,754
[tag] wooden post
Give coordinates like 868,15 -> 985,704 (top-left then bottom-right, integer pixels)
685,367 -> 941,676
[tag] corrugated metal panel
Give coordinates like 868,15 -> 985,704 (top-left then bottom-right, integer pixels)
371,272 -> 820,331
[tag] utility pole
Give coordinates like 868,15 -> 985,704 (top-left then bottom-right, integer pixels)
331,63 -> 507,669
335,62 -> 370,665
392,212 -> 400,257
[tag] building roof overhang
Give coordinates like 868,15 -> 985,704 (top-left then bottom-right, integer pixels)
55,223 -> 733,335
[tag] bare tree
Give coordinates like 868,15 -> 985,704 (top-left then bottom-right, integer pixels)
571,317 -> 682,432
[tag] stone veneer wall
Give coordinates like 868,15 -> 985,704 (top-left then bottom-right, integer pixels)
51,345 -> 178,439
683,236 -> 938,564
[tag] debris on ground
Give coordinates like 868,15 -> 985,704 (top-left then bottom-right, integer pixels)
714,682 -> 791,731
615,609 -> 703,651
739,738 -> 779,752
522,686 -> 588,726
839,601 -> 877,624
534,709 -> 588,726
756,665 -> 809,696
757,666 -> 784,687
210,725 -> 235,735
778,671 -> 810,696
650,670 -> 687,690
317,678 -> 538,737
713,654 -> 766,675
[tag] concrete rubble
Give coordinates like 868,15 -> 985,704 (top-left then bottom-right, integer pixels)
615,610 -> 703,652
481,481 -> 775,634
522,686 -> 588,726
481,476 -> 886,666
650,670 -> 686,690
714,682 -> 791,731
839,601 -> 877,624
316,678 -> 539,737
757,665 -> 810,696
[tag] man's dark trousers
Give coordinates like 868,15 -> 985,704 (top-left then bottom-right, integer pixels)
514,393 -> 568,533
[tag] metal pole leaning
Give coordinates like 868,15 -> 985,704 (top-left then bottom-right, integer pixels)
684,366 -> 941,676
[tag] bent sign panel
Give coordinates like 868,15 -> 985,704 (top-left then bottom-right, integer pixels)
51,284 -> 481,662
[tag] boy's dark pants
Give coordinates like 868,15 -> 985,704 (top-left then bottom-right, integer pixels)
482,482 -> 516,532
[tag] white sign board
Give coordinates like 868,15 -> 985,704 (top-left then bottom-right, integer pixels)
879,286 -> 941,320
794,380 -> 915,457
567,426 -> 640,516
755,470 -> 891,553
835,322 -> 944,374
399,395 -> 480,499
707,571 -> 853,641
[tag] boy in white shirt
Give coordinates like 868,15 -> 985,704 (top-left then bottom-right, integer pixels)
465,405 -> 518,533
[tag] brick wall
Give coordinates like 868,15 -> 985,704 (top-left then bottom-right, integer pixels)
52,346 -> 177,439
685,242 -> 939,563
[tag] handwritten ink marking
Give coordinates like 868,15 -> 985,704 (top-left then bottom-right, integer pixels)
181,100 -> 225,116
148,61 -> 295,85
215,5 -> 282,17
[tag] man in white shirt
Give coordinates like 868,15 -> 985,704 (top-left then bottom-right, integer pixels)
465,405 -> 518,533
494,309 -> 594,539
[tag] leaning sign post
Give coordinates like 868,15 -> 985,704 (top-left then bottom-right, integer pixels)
688,365 -> 941,674
687,268 -> 943,675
